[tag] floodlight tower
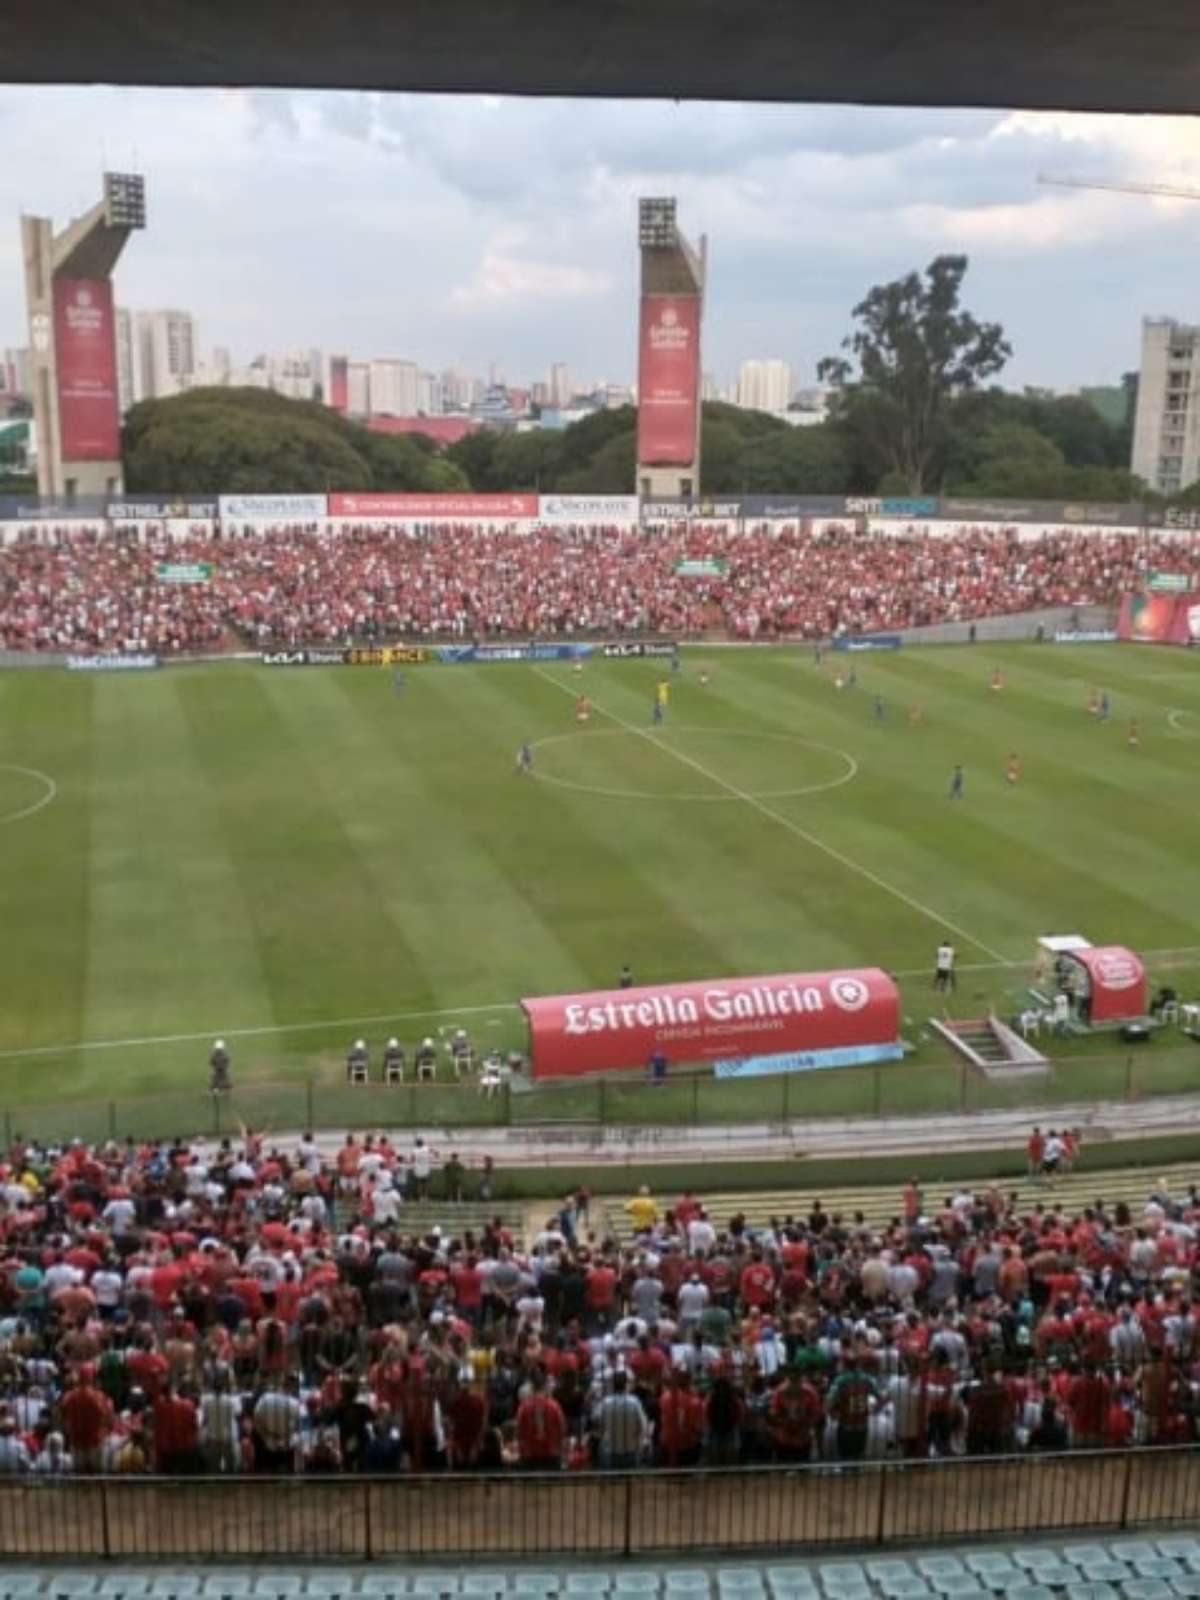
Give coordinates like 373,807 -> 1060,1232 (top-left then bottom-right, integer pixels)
636,197 -> 706,498
21,171 -> 146,500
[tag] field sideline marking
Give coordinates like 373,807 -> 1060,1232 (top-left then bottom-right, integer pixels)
0,959 -> 1010,1063
0,1000 -> 522,1063
5,947 -> 1200,1063
535,666 -> 1015,964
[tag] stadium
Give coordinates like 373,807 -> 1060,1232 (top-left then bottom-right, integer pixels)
3,63 -> 1200,1595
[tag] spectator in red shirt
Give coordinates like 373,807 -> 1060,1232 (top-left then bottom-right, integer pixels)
59,1370 -> 114,1473
769,1369 -> 823,1463
584,1260 -> 617,1333
515,1373 -> 566,1469
658,1370 -> 707,1467
739,1252 -> 776,1312
153,1384 -> 200,1474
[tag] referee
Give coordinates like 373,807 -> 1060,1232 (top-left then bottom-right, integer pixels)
934,939 -> 957,992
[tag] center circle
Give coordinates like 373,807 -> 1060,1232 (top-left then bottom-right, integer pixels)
529,726 -> 858,803
0,764 -> 58,825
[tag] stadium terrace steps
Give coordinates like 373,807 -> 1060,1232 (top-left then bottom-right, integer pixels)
258,1087 -> 1200,1174
13,1541 -> 1200,1593
601,1161 -> 1194,1244
354,1201 -> 520,1241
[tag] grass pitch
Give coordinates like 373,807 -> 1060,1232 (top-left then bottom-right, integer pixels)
1,641 -> 1198,1140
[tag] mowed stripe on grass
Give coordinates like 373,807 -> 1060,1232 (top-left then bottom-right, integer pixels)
0,643 -> 1197,1108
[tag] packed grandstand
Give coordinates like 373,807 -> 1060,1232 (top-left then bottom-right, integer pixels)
0,1130 -> 1194,1476
3,522 -> 1199,652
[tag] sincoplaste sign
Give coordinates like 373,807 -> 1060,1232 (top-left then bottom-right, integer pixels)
219,494 -> 327,520
522,968 -> 900,1079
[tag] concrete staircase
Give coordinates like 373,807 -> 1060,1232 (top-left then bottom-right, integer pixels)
932,1014 -> 1049,1079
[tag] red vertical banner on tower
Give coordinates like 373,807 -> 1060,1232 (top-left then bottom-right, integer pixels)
53,277 -> 120,460
637,294 -> 700,466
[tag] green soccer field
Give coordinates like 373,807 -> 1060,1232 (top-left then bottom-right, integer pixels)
1,641 -> 1199,1141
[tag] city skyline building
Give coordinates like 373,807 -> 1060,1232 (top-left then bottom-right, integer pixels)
135,308 -> 198,401
1132,316 -> 1200,495
549,361 -> 571,407
736,357 -> 792,415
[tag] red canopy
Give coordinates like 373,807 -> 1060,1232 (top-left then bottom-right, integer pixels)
522,967 -> 901,1080
1070,946 -> 1147,1023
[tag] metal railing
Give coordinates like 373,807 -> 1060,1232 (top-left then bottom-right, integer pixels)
1,1447 -> 1197,1561
3,1043 -> 1200,1149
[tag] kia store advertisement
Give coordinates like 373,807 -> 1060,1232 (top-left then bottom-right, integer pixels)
522,968 -> 900,1079
327,492 -> 538,519
53,278 -> 120,460
1118,590 -> 1200,646
1070,946 -> 1147,1024
636,294 -> 701,466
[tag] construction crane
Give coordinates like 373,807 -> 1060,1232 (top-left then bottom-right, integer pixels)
1037,173 -> 1200,202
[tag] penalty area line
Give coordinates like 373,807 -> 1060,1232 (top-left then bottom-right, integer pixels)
533,666 -> 1013,966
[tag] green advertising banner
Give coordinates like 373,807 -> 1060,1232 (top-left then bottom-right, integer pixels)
156,562 -> 213,584
1149,572 -> 1190,593
673,557 -> 728,577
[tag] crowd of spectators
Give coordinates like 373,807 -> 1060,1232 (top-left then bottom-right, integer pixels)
1,1129 -> 1198,1477
3,521 -> 1199,653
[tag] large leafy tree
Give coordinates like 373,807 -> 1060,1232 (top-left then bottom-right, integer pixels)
819,255 -> 1011,493
123,387 -> 467,494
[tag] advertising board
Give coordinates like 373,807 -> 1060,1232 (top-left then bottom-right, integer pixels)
53,278 -> 120,460
327,493 -> 538,519
522,968 -> 901,1079
636,295 -> 701,466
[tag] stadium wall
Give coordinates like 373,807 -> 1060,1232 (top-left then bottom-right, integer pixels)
895,603 -> 1116,645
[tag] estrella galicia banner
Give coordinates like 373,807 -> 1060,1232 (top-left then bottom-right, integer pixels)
53,278 -> 120,460
522,968 -> 901,1079
636,294 -> 701,467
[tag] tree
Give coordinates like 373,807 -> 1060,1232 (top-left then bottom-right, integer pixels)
945,423 -> 1067,498
556,429 -> 636,493
737,424 -> 852,494
122,387 -> 464,494
819,255 -> 1011,493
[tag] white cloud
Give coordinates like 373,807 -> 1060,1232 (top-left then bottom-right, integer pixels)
3,89 -> 1200,391
448,229 -> 611,309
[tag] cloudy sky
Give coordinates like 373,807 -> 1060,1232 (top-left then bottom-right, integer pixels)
5,86 -> 1200,391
